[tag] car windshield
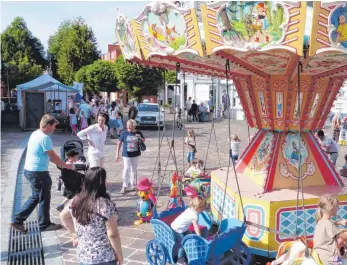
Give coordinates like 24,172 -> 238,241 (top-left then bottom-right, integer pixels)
138,104 -> 159,112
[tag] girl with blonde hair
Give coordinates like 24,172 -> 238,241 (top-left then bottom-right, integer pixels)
227,134 -> 241,163
185,129 -> 197,167
171,196 -> 207,264
313,195 -> 347,265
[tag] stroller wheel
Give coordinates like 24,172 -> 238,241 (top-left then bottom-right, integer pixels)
57,178 -> 62,191
61,183 -> 65,195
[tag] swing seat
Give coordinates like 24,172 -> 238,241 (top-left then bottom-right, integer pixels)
148,209 -> 213,265
182,218 -> 250,265
188,224 -> 208,238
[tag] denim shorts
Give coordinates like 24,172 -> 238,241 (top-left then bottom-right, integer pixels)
187,152 -> 195,163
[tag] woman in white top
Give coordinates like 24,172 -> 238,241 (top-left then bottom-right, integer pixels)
77,113 -> 108,168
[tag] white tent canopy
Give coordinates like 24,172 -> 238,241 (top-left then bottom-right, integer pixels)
16,74 -> 79,107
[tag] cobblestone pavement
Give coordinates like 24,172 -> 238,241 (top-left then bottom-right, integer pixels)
2,116 -> 347,265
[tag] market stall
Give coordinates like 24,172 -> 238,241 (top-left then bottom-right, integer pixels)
16,74 -> 79,130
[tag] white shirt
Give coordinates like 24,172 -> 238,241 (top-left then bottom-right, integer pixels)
230,140 -> 241,155
171,207 -> 198,233
185,167 -> 201,178
108,107 -> 119,120
186,100 -> 192,110
77,124 -> 108,158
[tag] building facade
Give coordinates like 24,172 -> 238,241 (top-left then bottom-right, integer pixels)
100,43 -> 127,102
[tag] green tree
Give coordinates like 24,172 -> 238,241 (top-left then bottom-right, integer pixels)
1,17 -> 47,88
165,70 -> 178,84
48,17 -> 100,85
115,55 -> 163,99
75,60 -> 117,95
75,64 -> 90,90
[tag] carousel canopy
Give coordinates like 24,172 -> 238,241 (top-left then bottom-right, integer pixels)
114,1 -> 347,194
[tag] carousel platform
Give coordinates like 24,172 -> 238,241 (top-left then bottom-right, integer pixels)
211,168 -> 347,258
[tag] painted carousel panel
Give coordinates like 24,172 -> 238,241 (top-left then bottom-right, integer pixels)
310,1 -> 347,56
201,1 -> 306,55
115,13 -> 142,60
133,1 -> 204,60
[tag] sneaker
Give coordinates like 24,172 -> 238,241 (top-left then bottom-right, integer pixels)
40,223 -> 64,232
56,203 -> 65,212
10,223 -> 27,233
120,187 -> 126,194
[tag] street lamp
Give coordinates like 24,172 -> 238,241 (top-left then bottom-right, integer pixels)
3,63 -> 10,104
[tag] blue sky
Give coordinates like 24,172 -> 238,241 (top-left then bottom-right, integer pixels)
1,1 -> 148,54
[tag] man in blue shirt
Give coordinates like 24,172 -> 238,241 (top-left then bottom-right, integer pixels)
11,114 -> 73,233
79,100 -> 92,125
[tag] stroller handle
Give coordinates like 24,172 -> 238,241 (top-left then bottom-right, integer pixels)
60,140 -> 85,161
63,140 -> 84,148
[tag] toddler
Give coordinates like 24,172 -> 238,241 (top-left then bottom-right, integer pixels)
115,111 -> 124,137
109,109 -> 118,139
80,111 -> 88,130
56,150 -> 78,212
228,134 -> 241,163
185,159 -> 203,179
69,108 -> 78,136
313,195 -> 347,265
185,129 -> 196,167
171,196 -> 207,264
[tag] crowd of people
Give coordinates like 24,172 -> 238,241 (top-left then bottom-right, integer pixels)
46,96 -> 125,138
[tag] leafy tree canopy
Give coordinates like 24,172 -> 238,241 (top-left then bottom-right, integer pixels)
48,17 -> 100,85
75,60 -> 117,93
165,70 -> 178,84
115,55 -> 163,99
1,17 -> 47,88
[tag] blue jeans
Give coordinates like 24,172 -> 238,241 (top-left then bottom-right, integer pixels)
174,232 -> 190,262
80,260 -> 118,265
232,154 -> 239,163
187,152 -> 195,163
201,112 -> 206,122
12,170 -> 52,229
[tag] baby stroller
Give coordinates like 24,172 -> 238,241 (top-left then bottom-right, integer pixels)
57,140 -> 88,196
60,140 -> 88,171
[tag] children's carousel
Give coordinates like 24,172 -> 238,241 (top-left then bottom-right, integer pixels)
116,1 -> 347,263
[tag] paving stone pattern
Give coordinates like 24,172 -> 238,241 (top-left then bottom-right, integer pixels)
2,116 -> 346,265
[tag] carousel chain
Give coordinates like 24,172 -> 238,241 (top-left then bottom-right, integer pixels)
296,61 -> 309,252
218,60 -> 246,238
